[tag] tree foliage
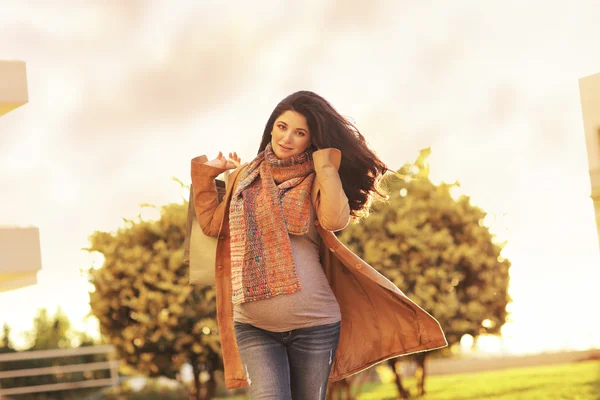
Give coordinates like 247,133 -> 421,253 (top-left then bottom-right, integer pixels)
1,323 -> 12,350
338,148 -> 512,347
27,308 -> 72,350
86,202 -> 222,399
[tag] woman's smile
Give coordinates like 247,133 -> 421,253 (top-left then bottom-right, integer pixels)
271,110 -> 312,159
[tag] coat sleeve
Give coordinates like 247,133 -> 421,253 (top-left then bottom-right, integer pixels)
190,156 -> 228,237
312,148 -> 351,231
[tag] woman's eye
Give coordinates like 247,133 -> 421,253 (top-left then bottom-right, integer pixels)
297,131 -> 305,137
278,125 -> 286,130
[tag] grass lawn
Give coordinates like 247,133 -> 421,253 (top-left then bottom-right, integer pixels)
217,360 -> 600,400
357,360 -> 600,400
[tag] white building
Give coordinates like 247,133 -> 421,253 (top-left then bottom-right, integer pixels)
0,60 -> 41,292
0,60 -> 28,116
579,72 -> 600,249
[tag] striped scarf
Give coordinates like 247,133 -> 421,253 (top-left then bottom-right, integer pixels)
229,143 -> 315,305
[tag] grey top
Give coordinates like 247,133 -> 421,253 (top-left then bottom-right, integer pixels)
233,205 -> 342,332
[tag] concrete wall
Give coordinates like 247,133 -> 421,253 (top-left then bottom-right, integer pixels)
0,60 -> 38,291
579,72 -> 600,248
0,60 -> 28,116
0,227 -> 42,292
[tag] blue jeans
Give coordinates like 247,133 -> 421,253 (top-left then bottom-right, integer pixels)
233,320 -> 341,400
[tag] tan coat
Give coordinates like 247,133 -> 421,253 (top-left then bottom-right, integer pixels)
185,148 -> 447,389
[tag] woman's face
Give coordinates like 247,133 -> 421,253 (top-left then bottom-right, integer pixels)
270,110 -> 312,159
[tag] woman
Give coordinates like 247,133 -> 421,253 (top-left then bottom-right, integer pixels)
188,91 -> 446,399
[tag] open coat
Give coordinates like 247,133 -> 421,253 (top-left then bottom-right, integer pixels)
184,148 -> 447,389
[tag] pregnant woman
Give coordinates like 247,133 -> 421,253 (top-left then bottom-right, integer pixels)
187,90 -> 447,399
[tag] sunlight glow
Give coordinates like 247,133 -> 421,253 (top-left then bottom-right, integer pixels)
1,1 -> 599,358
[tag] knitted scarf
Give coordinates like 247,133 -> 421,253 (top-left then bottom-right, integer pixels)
229,143 -> 315,305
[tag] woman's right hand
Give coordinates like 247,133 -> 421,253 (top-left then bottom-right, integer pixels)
204,151 -> 241,170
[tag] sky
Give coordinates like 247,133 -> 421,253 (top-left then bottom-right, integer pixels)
1,0 -> 599,353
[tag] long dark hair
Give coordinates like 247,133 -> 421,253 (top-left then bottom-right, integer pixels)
258,90 -> 391,220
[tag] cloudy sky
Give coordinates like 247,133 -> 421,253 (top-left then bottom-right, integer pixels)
1,0 -> 599,353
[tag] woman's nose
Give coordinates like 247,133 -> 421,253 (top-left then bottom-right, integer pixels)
282,132 -> 293,143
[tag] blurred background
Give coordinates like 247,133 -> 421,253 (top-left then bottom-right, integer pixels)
1,1 -> 599,399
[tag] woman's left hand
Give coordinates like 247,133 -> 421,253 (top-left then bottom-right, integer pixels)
227,152 -> 241,168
